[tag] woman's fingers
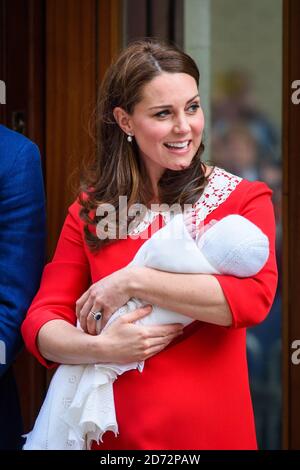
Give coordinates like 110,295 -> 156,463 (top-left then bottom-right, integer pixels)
122,307 -> 183,337
76,287 -> 105,334
184,210 -> 195,222
121,304 -> 153,323
121,306 -> 184,360
75,289 -> 90,317
184,212 -> 197,239
189,228 -> 197,239
143,338 -> 179,360
76,288 -> 97,333
145,323 -> 183,337
100,309 -> 185,363
78,298 -> 94,333
86,308 -> 99,335
76,269 -> 133,334
143,345 -> 166,360
143,331 -> 182,349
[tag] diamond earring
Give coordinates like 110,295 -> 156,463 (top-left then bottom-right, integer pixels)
127,134 -> 133,143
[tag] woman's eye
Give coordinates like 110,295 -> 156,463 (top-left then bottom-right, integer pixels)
155,110 -> 170,118
187,103 -> 200,112
154,103 -> 200,118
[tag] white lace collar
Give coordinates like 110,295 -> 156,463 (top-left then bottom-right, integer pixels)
129,167 -> 242,236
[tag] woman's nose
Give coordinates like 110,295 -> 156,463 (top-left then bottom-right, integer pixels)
174,115 -> 191,134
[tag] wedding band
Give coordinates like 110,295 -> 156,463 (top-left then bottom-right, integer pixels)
90,310 -> 102,321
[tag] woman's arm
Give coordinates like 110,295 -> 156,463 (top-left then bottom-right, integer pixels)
22,201 -> 182,367
37,320 -> 99,364
128,268 -> 232,327
37,306 -> 182,365
76,181 -> 278,333
128,181 -> 277,330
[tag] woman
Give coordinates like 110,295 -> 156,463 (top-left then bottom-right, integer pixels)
22,39 -> 278,450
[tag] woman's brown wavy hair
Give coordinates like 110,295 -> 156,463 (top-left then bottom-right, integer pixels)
79,38 -> 211,250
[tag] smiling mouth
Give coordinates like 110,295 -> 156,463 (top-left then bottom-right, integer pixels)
164,140 -> 191,150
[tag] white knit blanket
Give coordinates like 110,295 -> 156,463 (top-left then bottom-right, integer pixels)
23,213 -> 269,450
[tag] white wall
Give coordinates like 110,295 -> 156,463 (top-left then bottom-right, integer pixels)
211,0 -> 282,129
184,0 -> 282,158
184,0 -> 211,161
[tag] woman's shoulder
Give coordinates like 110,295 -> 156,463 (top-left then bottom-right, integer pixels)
68,197 -> 82,215
233,174 -> 273,200
208,165 -> 272,196
67,192 -> 100,241
203,165 -> 244,202
194,165 -> 272,221
65,194 -> 89,230
205,165 -> 242,185
216,168 -> 274,213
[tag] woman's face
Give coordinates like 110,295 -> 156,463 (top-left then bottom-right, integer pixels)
129,72 -> 205,184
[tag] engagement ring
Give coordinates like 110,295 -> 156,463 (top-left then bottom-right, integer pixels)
90,310 -> 102,321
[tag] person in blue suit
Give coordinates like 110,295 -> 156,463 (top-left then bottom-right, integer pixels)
0,125 -> 46,449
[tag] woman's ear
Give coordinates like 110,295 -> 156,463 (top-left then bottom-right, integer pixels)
113,107 -> 134,135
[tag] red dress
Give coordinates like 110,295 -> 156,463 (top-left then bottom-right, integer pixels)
21,167 -> 278,450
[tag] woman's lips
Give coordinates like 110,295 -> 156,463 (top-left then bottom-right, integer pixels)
163,140 -> 192,154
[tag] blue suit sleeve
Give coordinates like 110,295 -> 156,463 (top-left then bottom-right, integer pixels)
0,140 -> 46,377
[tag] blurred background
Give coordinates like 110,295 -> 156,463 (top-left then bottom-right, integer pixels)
0,0 -> 291,449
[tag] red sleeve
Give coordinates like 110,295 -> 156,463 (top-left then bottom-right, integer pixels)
213,181 -> 278,329
21,200 -> 91,367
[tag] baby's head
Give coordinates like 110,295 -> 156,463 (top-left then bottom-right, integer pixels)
186,214 -> 270,277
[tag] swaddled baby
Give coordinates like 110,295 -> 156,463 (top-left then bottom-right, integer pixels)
23,213 -> 269,450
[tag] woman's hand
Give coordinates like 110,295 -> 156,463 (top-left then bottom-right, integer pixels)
76,267 -> 134,334
95,305 -> 183,364
183,209 -> 197,239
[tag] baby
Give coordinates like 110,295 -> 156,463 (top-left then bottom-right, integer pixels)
23,213 -> 269,450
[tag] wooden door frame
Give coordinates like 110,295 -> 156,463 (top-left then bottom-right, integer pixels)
45,0 -> 122,258
282,0 -> 300,450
